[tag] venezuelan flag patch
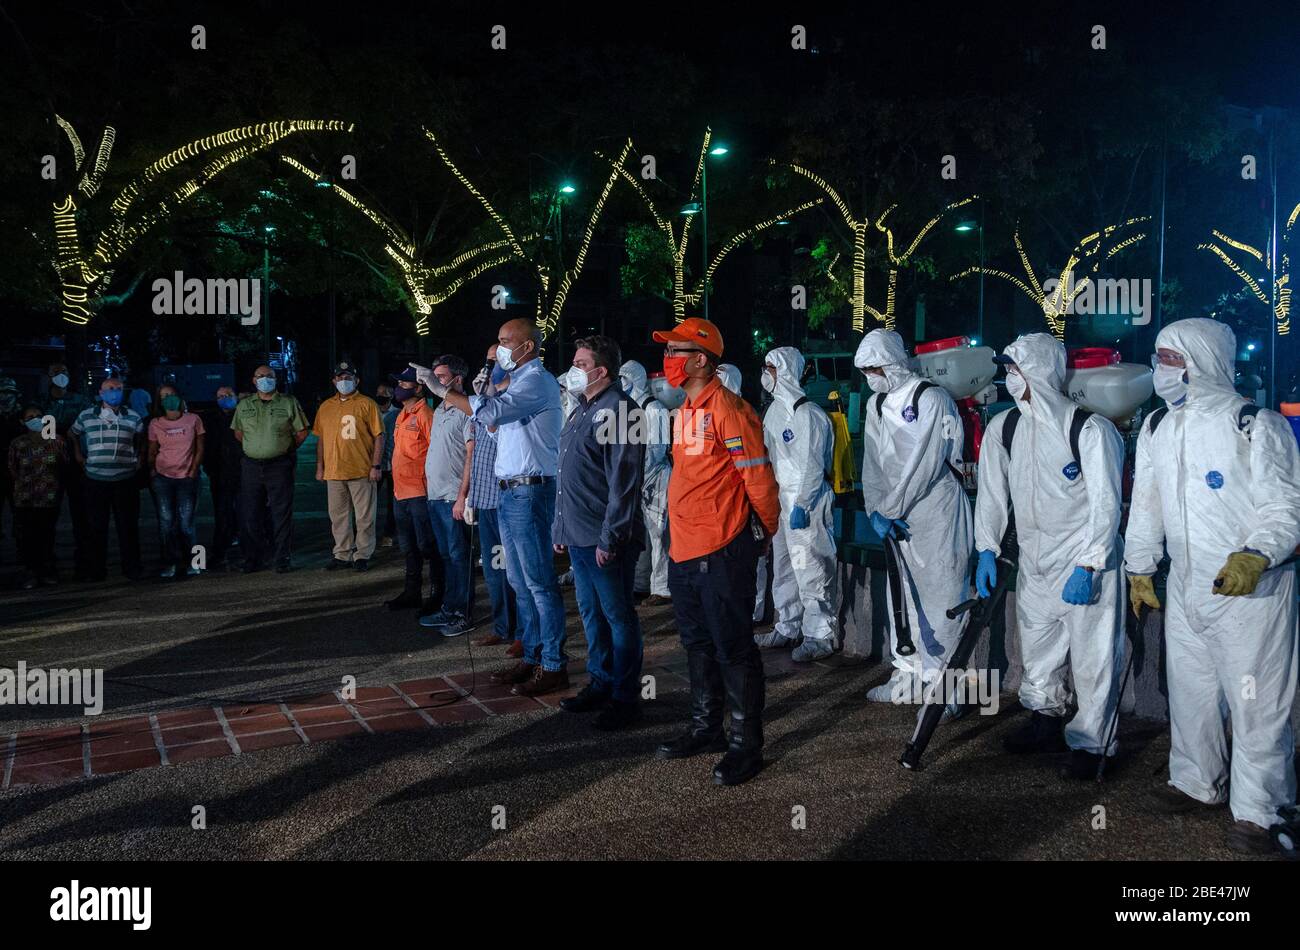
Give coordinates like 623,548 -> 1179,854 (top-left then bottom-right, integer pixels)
724,435 -> 744,455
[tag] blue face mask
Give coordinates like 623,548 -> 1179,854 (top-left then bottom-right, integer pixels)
335,379 -> 357,395
218,395 -> 237,410
490,365 -> 508,386
24,417 -> 44,432
101,388 -> 124,406
255,377 -> 277,394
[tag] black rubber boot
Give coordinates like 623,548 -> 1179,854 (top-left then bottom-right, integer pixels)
1002,711 -> 1068,754
656,650 -> 726,759
386,580 -> 422,610
712,658 -> 765,786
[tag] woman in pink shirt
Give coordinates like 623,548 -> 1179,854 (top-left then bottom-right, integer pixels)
148,384 -> 205,578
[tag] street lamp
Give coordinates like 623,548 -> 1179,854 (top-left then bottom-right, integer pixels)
700,141 -> 728,320
955,204 -> 985,343
555,182 -> 576,367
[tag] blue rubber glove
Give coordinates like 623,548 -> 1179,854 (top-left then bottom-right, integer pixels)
1062,566 -> 1095,605
976,550 -> 998,598
869,511 -> 892,541
789,506 -> 810,530
870,511 -> 909,541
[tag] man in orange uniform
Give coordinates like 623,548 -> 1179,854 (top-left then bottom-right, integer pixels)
385,367 -> 440,611
652,318 -> 781,786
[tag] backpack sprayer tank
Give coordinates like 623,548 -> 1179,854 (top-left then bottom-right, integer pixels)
1063,347 -> 1154,425
914,336 -> 998,466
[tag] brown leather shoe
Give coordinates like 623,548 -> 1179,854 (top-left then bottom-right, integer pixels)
641,594 -> 672,607
512,667 -> 570,697
474,633 -> 508,647
505,639 -> 524,658
490,661 -> 536,686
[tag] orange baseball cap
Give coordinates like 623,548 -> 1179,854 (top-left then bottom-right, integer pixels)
653,317 -> 724,358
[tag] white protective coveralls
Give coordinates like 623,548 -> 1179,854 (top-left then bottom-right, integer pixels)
1125,318 -> 1300,828
975,333 -> 1127,753
621,360 -> 672,598
718,364 -> 769,620
856,329 -> 974,694
762,347 -> 839,647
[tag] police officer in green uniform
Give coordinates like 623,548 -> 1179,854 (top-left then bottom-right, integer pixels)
232,365 -> 308,573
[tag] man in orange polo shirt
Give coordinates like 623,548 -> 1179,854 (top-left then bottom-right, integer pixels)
652,317 -> 781,786
385,367 -> 441,611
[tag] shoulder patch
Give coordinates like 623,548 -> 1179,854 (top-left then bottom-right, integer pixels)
724,435 -> 745,455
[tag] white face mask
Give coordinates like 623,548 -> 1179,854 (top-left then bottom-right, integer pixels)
496,343 -> 524,372
619,375 -> 631,391
1153,363 -> 1188,404
760,370 -> 776,394
564,365 -> 590,394
1005,371 -> 1027,402
864,370 -> 892,394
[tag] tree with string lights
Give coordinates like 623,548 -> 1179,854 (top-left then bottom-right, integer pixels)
47,116 -> 353,325
1199,210 -> 1297,339
610,129 -> 822,322
949,217 -> 1150,339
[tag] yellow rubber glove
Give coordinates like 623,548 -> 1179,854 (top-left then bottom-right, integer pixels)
1213,551 -> 1269,596
1128,574 -> 1161,618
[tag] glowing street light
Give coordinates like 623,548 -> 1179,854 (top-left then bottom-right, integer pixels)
680,202 -> 702,216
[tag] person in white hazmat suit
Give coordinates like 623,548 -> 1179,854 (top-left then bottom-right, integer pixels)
751,348 -> 838,661
974,333 -> 1126,780
718,363 -> 771,623
1125,317 -> 1300,855
855,329 -> 973,703
620,360 -> 673,606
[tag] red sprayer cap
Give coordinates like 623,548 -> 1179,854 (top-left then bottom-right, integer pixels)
1067,347 -> 1121,369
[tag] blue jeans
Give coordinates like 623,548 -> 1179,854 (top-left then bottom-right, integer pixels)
153,475 -> 198,569
569,545 -> 643,702
477,507 -> 516,638
428,498 -> 471,618
394,496 -> 438,595
498,481 -> 567,671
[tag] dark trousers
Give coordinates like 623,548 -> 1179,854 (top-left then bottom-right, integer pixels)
85,476 -> 142,579
209,471 -> 240,563
154,475 -> 199,570
476,506 -> 516,638
570,544 -> 644,702
379,472 -> 396,539
428,499 -> 472,618
239,455 -> 294,566
668,524 -> 766,743
58,460 -> 91,575
16,506 -> 58,576
394,495 -> 442,599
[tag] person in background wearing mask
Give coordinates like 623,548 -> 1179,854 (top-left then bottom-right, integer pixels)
620,359 -> 672,607
233,366 -> 309,573
70,376 -> 146,582
554,336 -> 647,730
312,362 -> 384,572
42,363 -> 92,578
8,405 -> 62,588
418,355 -> 476,636
386,367 -> 441,612
1126,317 -> 1300,854
855,329 -> 973,705
754,347 -> 838,662
0,377 -> 20,564
128,382 -> 152,421
653,318 -> 781,786
202,385 -> 242,570
413,318 -> 567,696
376,382 -> 399,548
463,345 -> 520,655
718,365 -> 770,626
148,384 -> 205,579
975,334 -> 1126,778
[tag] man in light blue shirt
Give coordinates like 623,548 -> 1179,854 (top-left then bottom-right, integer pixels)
411,317 -> 567,696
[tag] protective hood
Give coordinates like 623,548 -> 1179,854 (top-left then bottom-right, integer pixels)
1000,332 -> 1073,418
620,359 -> 648,397
764,347 -> 806,407
1154,318 -> 1239,405
718,363 -> 741,394
853,329 -> 916,393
